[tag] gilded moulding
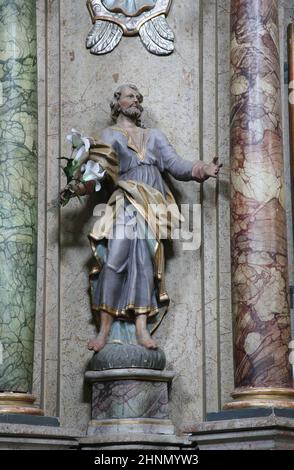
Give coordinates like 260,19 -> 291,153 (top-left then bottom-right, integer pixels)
0,393 -> 44,415
89,418 -> 172,425
86,0 -> 174,55
224,387 -> 294,410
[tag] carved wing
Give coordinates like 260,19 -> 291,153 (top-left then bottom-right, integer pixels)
139,14 -> 174,56
86,20 -> 123,55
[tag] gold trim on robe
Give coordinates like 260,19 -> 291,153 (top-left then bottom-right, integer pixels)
87,135 -> 179,324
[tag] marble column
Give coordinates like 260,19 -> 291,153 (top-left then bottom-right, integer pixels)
0,0 -> 42,414
227,0 -> 294,409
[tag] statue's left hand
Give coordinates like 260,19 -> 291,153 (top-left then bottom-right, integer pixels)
204,156 -> 222,178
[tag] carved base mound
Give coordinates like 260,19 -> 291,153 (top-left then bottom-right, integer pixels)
89,343 -> 166,371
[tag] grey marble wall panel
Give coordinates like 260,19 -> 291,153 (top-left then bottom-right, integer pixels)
198,0 -> 233,415
202,0 -> 220,414
34,0 -> 62,417
35,0 -> 234,432
58,0 -> 205,432
217,0 -> 234,409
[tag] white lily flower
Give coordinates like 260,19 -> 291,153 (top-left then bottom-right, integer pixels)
74,145 -> 86,162
95,181 -> 102,192
82,160 -> 106,192
66,129 -> 93,162
66,128 -> 81,145
82,137 -> 91,152
66,129 -> 92,153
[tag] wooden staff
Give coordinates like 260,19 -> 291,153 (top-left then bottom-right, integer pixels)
288,24 -> 294,224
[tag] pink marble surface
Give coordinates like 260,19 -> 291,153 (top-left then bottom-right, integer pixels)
230,0 -> 293,388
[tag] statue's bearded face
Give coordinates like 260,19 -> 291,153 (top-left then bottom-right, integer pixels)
117,86 -> 143,120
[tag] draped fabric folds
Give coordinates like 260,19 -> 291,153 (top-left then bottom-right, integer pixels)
85,127 -> 206,341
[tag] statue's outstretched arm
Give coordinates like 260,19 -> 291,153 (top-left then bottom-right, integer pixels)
155,129 -> 221,182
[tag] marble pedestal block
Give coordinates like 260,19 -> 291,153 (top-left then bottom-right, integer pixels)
85,369 -> 175,436
184,409 -> 294,450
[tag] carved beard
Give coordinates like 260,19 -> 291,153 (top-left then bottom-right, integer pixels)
120,105 -> 143,121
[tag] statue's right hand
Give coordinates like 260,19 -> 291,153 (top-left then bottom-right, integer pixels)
59,187 -> 70,205
59,184 -> 77,205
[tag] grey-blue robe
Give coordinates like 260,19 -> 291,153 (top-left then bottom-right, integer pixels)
88,126 -> 207,337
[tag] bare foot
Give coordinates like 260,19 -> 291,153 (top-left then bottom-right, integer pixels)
87,333 -> 108,352
88,311 -> 113,352
135,314 -> 158,349
136,330 -> 158,349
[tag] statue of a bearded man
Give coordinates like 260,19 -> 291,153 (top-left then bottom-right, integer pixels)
61,84 -> 222,352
